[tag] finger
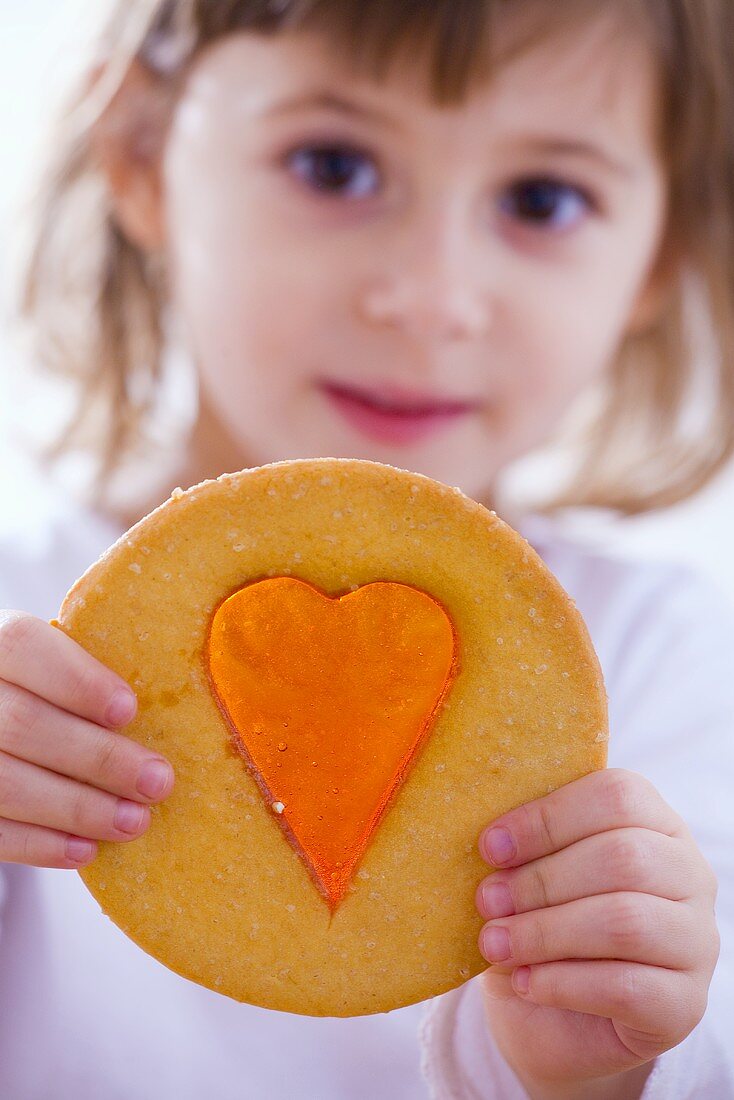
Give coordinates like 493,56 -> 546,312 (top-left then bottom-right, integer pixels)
0,816 -> 98,869
0,611 -> 137,729
479,891 -> 704,971
479,768 -> 688,870
509,959 -> 704,1050
0,751 -> 152,842
0,680 -> 174,803
476,827 -> 717,918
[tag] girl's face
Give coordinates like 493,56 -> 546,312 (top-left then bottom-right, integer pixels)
157,13 -> 668,498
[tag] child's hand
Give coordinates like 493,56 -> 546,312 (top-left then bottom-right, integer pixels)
0,611 -> 174,868
474,767 -> 720,1100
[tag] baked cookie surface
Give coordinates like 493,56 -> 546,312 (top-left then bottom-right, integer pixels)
54,458 -> 607,1016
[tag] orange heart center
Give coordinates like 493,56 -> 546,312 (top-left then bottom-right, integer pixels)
204,577 -> 458,910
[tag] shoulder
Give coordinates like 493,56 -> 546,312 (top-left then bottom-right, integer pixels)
0,464 -> 120,620
515,512 -> 734,800
516,511 -> 734,673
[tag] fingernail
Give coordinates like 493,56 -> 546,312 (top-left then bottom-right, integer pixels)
483,827 -> 516,865
137,759 -> 173,800
481,925 -> 511,962
107,689 -> 137,727
513,966 -> 531,994
66,838 -> 95,863
481,882 -> 515,918
114,800 -> 147,834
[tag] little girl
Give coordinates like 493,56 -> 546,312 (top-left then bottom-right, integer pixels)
1,1 -> 733,1097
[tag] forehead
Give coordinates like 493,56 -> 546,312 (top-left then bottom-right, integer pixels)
183,9 -> 661,156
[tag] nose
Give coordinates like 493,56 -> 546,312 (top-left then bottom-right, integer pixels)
356,210 -> 494,342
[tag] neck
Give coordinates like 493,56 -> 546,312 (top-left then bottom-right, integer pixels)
100,392 -> 257,532
172,393 -> 256,491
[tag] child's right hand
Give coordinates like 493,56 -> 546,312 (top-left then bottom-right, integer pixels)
0,611 -> 174,869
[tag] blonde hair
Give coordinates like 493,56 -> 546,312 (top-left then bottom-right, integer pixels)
15,0 -> 734,515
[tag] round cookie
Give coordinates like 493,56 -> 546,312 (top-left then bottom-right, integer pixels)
53,457 -> 608,1017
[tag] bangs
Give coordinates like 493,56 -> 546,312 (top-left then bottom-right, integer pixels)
142,0 -> 626,105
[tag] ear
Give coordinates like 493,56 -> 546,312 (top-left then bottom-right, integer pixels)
90,59 -> 173,252
625,225 -> 681,336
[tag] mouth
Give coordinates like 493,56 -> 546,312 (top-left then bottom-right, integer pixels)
317,379 -> 480,446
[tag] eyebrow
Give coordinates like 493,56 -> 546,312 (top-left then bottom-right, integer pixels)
261,92 -> 637,178
261,91 -> 405,133
501,136 -> 638,179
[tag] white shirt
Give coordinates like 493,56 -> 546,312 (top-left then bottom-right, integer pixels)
0,483 -> 732,1100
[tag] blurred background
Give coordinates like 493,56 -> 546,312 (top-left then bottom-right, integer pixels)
1,0 -> 733,602
0,0 -> 99,524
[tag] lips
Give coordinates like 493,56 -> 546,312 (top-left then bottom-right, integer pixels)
318,380 -> 479,446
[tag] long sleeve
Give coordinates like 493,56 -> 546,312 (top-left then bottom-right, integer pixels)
0,866 -> 7,945
419,983 -> 734,1100
418,557 -> 734,1099
418,978 -> 527,1098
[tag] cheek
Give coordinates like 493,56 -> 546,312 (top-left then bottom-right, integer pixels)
164,158 -> 329,407
493,269 -> 636,454
507,299 -> 601,399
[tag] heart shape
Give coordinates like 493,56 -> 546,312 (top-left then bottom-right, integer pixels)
204,577 -> 458,910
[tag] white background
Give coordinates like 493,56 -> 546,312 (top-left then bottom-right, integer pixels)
1,1 -> 733,601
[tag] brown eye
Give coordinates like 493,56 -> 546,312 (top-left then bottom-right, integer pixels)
500,177 -> 595,231
285,144 -> 380,198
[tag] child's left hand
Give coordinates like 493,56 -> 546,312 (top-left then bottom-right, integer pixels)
474,767 -> 720,1100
